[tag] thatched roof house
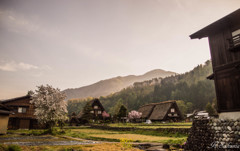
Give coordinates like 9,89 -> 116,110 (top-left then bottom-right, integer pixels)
70,98 -> 107,125
138,100 -> 183,122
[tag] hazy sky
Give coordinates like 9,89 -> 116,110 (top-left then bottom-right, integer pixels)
0,0 -> 239,99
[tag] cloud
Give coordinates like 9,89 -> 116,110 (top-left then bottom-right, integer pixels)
0,61 -> 38,72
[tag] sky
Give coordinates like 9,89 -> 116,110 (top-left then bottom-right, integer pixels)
0,0 -> 239,99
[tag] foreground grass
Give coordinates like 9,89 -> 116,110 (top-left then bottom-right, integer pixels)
0,143 -> 142,151
66,127 -> 187,144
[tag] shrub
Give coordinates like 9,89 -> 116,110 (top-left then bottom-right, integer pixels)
6,145 -> 22,151
0,144 -> 6,151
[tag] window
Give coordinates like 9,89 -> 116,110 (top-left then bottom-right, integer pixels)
170,108 -> 175,113
18,107 -> 27,113
174,113 -> 178,117
232,29 -> 240,37
168,113 -> 172,117
94,106 -> 98,109
98,111 -> 102,114
90,110 -> 94,113
228,29 -> 240,50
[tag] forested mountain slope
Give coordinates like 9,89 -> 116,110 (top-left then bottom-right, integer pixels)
64,69 -> 175,100
67,60 -> 216,115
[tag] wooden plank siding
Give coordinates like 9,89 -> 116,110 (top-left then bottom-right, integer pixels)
214,62 -> 240,112
1,95 -> 45,129
209,28 -> 240,69
4,97 -> 35,119
207,19 -> 240,112
190,9 -> 240,113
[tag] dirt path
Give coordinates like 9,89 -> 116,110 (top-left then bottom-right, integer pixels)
0,135 -> 99,146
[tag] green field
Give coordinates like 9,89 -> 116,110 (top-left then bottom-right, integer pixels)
1,123 -> 189,150
106,122 -> 192,129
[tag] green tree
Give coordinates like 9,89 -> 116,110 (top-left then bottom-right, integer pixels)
117,105 -> 127,120
186,102 -> 193,113
109,99 -> 123,115
81,102 -> 94,123
176,100 -> 187,116
205,102 -> 216,116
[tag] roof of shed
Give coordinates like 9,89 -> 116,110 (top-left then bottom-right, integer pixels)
0,103 -> 12,114
190,9 -> 240,39
1,95 -> 31,103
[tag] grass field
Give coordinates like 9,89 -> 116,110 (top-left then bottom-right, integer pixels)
0,143 -> 142,151
1,122 -> 189,150
67,127 -> 187,144
106,122 -> 192,129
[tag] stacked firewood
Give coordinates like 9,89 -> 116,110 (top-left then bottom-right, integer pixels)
185,118 -> 240,151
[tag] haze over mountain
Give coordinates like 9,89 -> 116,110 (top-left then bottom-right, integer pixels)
63,69 -> 175,100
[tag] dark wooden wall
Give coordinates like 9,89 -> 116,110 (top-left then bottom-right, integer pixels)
209,29 -> 240,68
3,97 -> 35,119
2,97 -> 37,129
208,21 -> 240,112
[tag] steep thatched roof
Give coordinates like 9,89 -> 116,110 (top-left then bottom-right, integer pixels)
77,111 -> 83,118
149,102 -> 172,120
138,104 -> 155,119
89,98 -> 105,111
138,100 -> 181,120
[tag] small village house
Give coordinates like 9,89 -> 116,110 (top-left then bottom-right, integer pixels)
69,112 -> 79,126
1,95 -> 41,129
190,9 -> 240,120
0,104 -> 12,134
138,100 -> 183,122
89,99 -> 106,119
72,98 -> 107,124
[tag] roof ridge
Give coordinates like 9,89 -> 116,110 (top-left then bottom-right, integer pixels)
1,95 -> 31,103
139,100 -> 176,108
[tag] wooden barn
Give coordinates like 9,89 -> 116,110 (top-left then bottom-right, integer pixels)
0,104 -> 12,134
190,9 -> 240,119
1,95 -> 41,129
138,100 -> 183,122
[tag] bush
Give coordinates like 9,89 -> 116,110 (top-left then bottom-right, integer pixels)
6,145 -> 22,151
0,144 -> 6,151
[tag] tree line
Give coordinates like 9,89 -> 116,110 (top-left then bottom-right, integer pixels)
67,60 -> 216,116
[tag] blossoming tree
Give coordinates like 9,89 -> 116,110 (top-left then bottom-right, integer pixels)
128,110 -> 142,122
30,85 -> 68,130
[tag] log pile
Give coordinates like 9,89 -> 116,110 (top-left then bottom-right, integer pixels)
185,118 -> 240,151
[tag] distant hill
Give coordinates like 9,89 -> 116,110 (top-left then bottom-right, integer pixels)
63,69 -> 175,100
67,60 -> 216,115
98,60 -> 215,114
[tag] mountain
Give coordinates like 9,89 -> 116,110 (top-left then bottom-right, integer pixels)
98,60 -> 215,114
67,60 -> 216,115
63,69 -> 175,100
